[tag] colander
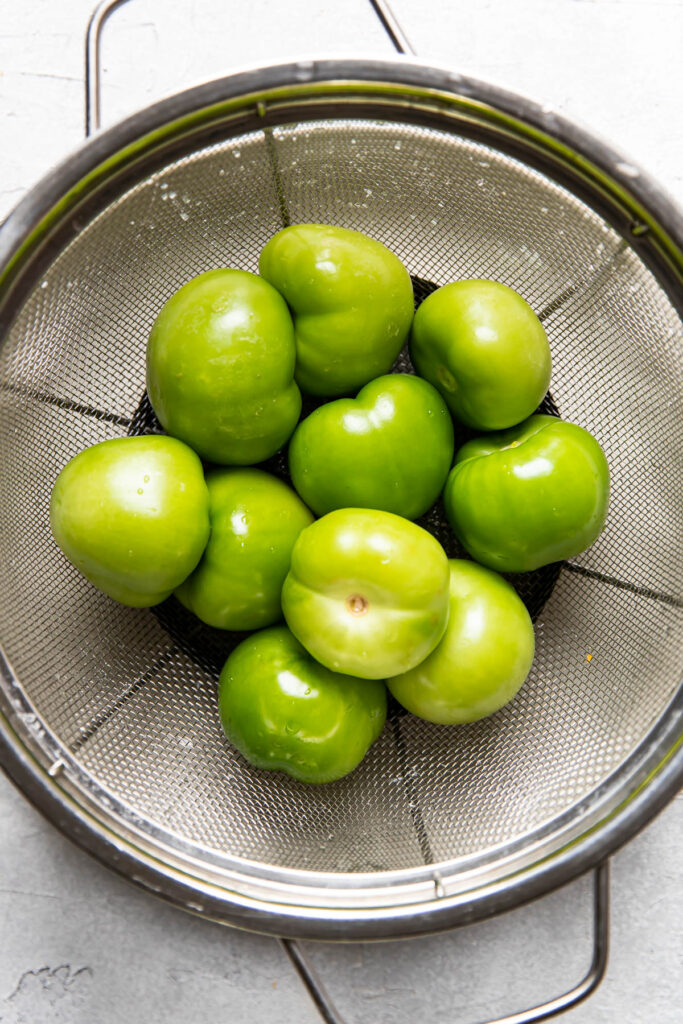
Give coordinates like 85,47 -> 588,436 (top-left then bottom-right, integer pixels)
0,1 -> 681,1022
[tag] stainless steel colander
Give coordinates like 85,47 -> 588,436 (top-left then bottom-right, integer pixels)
0,1 -> 682,1021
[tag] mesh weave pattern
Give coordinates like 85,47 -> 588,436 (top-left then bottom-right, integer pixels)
0,119 -> 681,873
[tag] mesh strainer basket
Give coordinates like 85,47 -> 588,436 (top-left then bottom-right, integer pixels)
0,2 -> 682,1021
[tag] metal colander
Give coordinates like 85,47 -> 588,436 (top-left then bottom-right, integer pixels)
0,33 -> 682,986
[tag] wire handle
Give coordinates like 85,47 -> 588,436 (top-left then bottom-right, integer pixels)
84,0 -> 414,136
282,862 -> 610,1024
85,0 -> 129,135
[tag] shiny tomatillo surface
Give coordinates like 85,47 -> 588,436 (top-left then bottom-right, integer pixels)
176,468 -> 313,630
388,560 -> 535,724
281,508 -> 450,679
146,269 -> 301,465
50,435 -> 209,607
410,279 -> 551,430
288,373 -> 454,518
444,414 -> 610,572
259,224 -> 414,397
218,626 -> 387,784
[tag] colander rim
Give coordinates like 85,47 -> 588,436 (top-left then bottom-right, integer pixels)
0,56 -> 681,939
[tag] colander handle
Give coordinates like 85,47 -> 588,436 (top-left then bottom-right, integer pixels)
84,0 -> 415,136
280,862 -> 610,1024
85,0 -> 130,136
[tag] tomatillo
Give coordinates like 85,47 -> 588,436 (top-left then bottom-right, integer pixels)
259,224 -> 414,397
410,279 -> 551,430
176,468 -> 313,630
146,268 -> 301,465
388,560 -> 535,724
288,373 -> 454,519
444,414 -> 610,572
218,625 -> 387,784
50,435 -> 209,607
281,508 -> 450,679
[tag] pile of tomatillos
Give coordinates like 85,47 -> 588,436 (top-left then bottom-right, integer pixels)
50,224 -> 610,785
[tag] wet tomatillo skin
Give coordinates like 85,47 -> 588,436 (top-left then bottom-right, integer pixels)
443,414 -> 610,572
146,269 -> 301,465
259,224 -> 414,397
50,435 -> 209,607
388,560 -> 535,724
281,508 -> 450,679
288,373 -> 454,519
218,626 -> 387,784
410,279 -> 551,430
176,469 -> 313,630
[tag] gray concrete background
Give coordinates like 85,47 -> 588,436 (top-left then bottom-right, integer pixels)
0,0 -> 681,1021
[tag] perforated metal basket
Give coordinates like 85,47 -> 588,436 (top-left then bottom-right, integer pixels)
0,3 -> 682,1022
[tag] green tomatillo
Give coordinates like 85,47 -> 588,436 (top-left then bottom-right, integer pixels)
146,268 -> 301,465
444,414 -> 610,572
281,508 -> 450,679
388,560 -> 535,724
218,626 -> 387,784
176,468 -> 313,630
288,373 -> 454,519
259,224 -> 414,397
50,435 -> 209,607
410,279 -> 552,430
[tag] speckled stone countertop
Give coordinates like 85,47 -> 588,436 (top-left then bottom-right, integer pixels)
0,2 -> 681,1021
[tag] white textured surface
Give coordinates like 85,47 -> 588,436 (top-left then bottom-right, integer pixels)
0,1 -> 681,1021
